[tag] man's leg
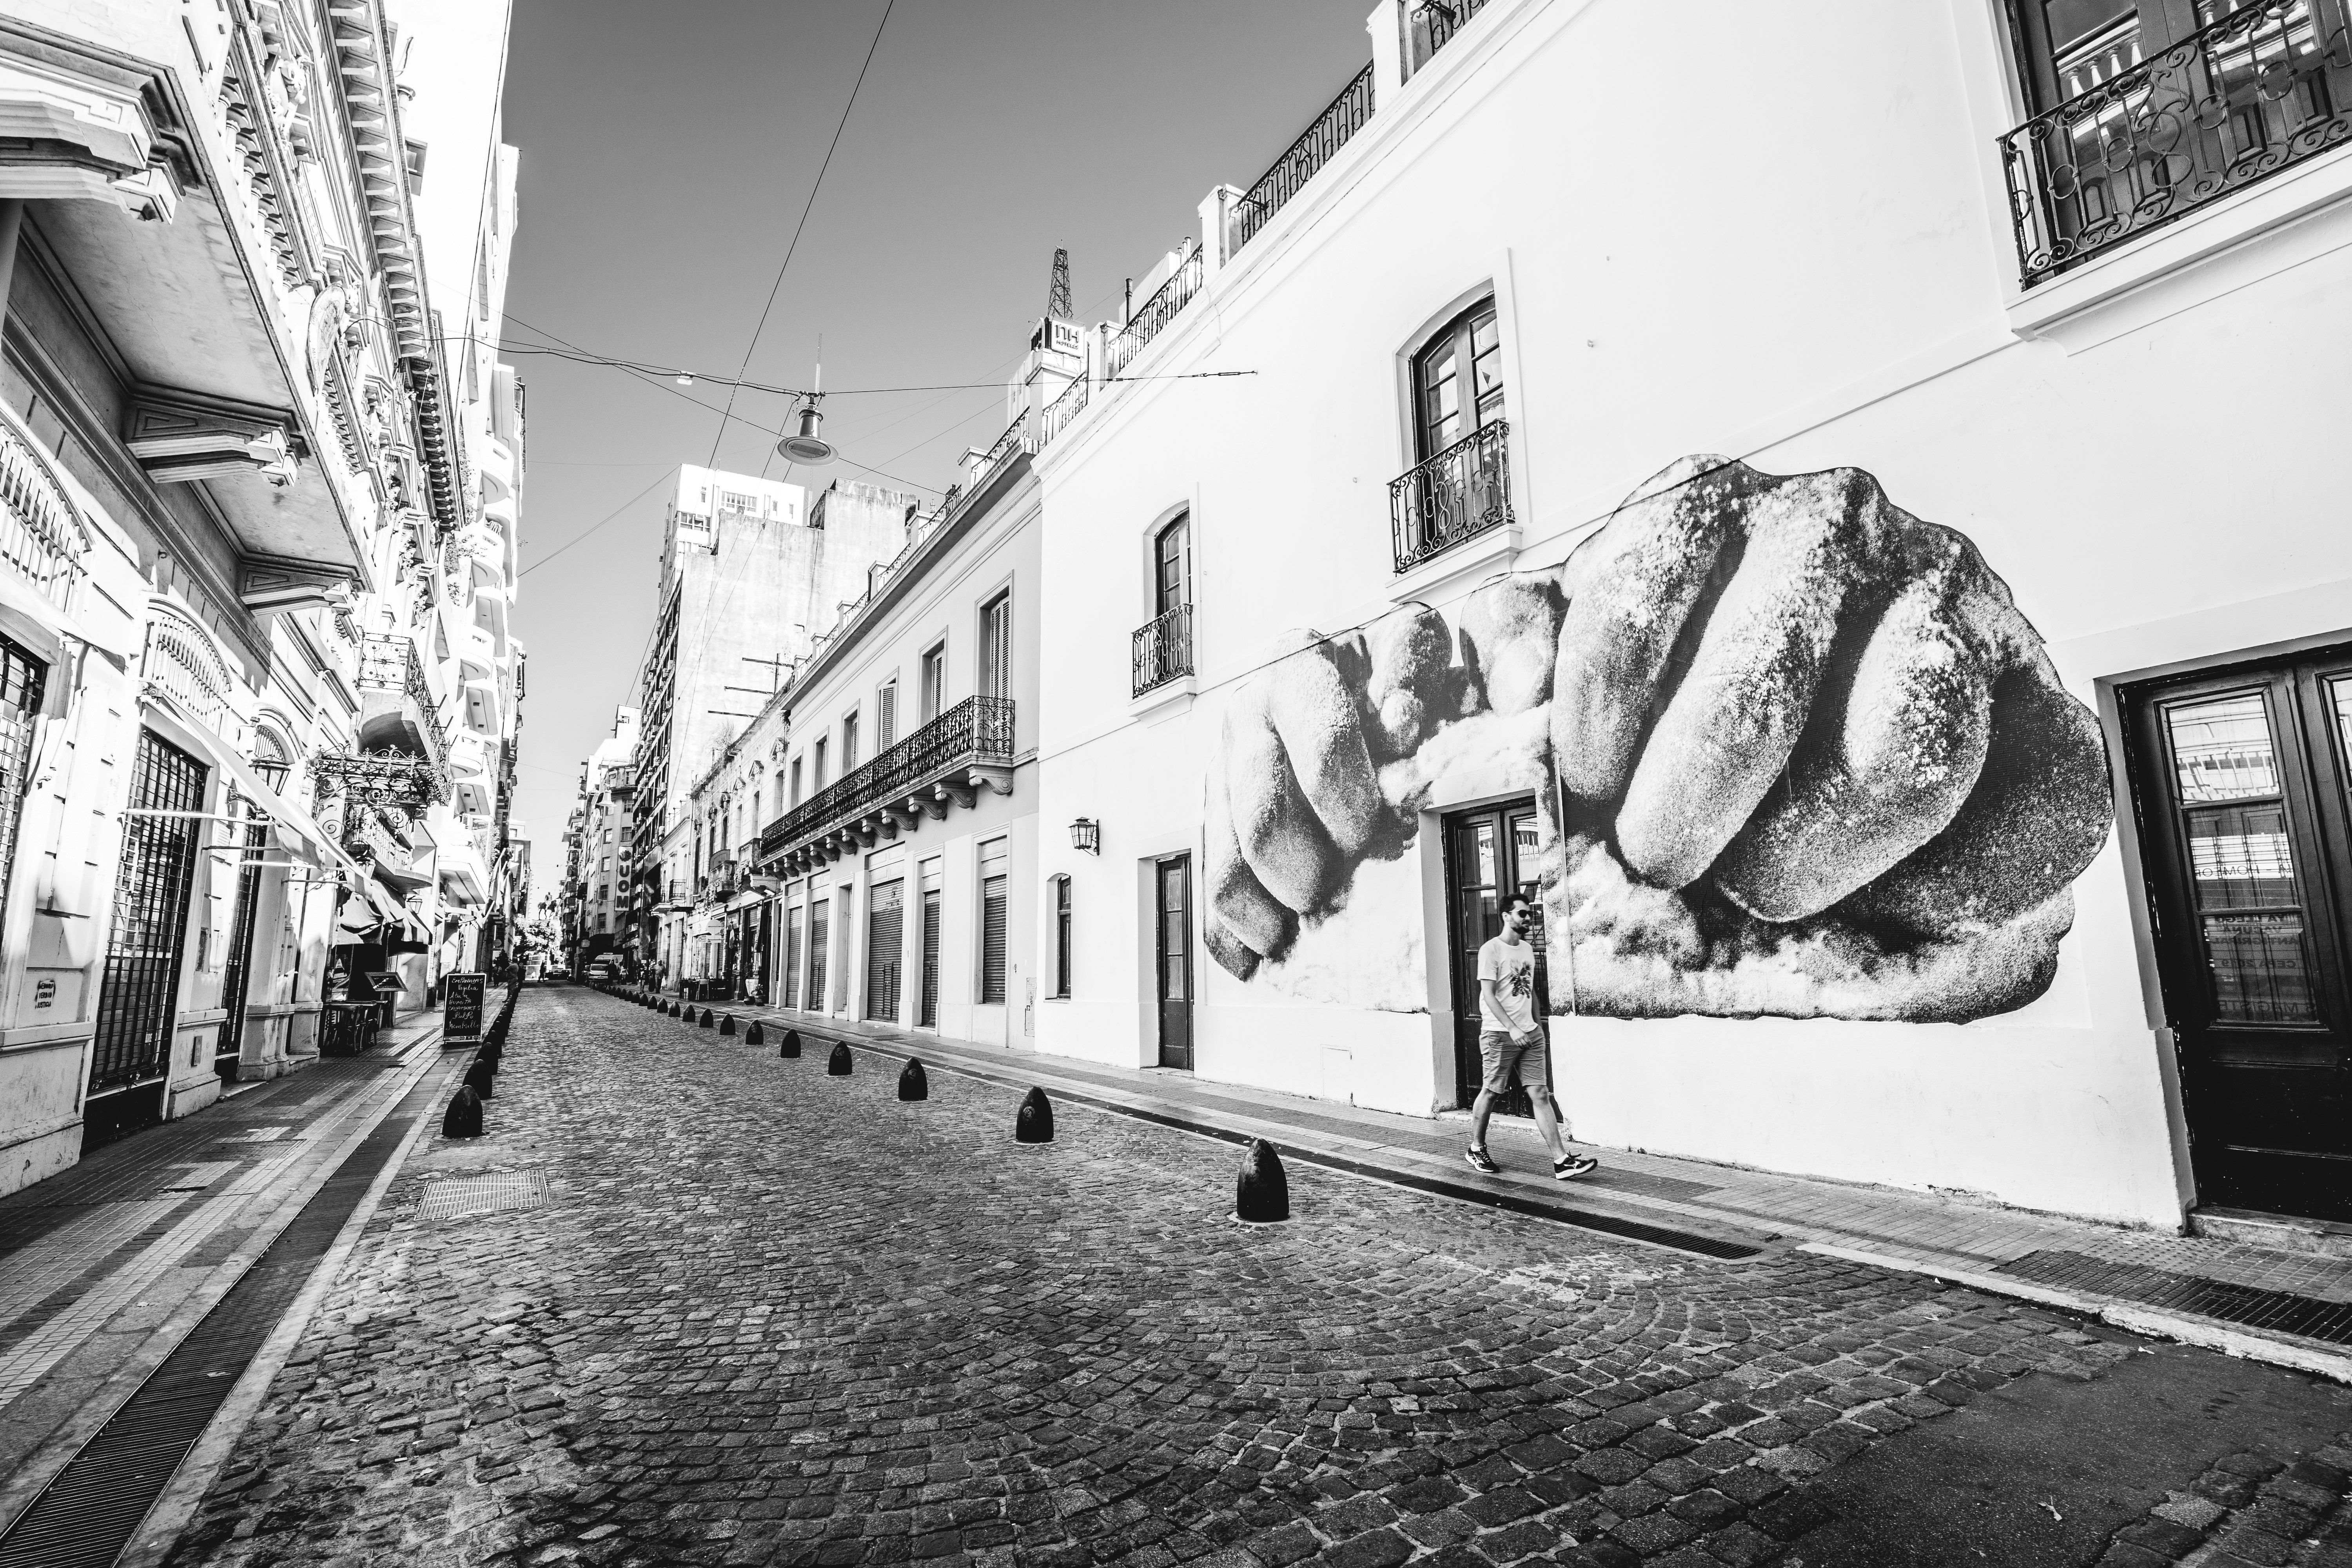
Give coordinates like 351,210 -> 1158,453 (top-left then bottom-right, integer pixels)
1469,1085 -> 1498,1150
1519,1035 -> 1570,1161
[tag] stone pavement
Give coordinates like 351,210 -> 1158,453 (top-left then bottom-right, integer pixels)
156,989 -> 2352,1567
697,998 -> 2352,1383
0,1013 -> 444,1530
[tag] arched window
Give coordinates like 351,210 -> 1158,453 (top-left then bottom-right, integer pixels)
1412,298 -> 1503,461
1153,514 -> 1189,616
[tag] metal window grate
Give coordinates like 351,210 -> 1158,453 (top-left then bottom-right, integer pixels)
90,732 -> 206,1095
0,636 -> 45,942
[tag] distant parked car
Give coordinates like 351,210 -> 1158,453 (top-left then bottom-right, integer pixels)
585,958 -> 622,983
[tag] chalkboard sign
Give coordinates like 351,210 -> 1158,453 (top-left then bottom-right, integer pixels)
443,972 -> 486,1046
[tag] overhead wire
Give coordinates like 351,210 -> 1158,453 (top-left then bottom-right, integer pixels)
703,0 -> 896,470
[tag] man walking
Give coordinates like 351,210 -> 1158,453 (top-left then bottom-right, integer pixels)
1465,895 -> 1597,1181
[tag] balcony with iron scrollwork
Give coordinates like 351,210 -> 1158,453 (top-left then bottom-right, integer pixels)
1405,0 -> 1490,78
1229,64 -> 1376,256
1389,420 -> 1514,575
1107,243 -> 1205,380
355,632 -> 449,780
1132,604 -> 1194,700
759,696 -> 1016,878
2001,0 -> 2352,289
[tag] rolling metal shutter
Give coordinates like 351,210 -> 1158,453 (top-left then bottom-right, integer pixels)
866,879 -> 903,1022
919,861 -> 941,1028
980,875 -> 1008,1004
807,899 -> 830,1014
783,904 -> 802,1009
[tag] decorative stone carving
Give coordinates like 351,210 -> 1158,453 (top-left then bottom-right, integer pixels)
240,555 -> 354,616
126,390 -> 299,487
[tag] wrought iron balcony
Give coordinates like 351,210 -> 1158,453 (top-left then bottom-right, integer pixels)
0,403 -> 89,611
356,632 -> 449,777
759,695 -> 1016,870
1230,64 -> 1376,255
1389,421 -> 1514,574
2002,1 -> 2352,288
1107,244 -> 1205,379
1406,0 -> 1490,78
1132,604 -> 1194,698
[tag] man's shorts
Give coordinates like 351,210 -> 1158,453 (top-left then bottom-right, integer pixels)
1478,1030 -> 1550,1096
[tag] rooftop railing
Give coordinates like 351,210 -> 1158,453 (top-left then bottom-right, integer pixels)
1107,243 -> 1205,379
1406,0 -> 1490,77
2001,0 -> 2352,287
1230,63 -> 1377,255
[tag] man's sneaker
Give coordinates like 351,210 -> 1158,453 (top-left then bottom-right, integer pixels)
1553,1154 -> 1599,1181
1463,1145 -> 1501,1175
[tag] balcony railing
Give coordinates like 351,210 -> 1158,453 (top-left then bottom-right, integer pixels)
356,631 -> 448,775
760,695 -> 1016,860
2001,0 -> 2352,288
1390,420 -> 1514,573
0,404 -> 88,611
1406,0 -> 1490,77
1230,63 -> 1377,255
1107,243 -> 1205,379
1042,372 -> 1091,444
1132,604 -> 1194,698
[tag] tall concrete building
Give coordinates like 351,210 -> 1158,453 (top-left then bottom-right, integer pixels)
626,470 -> 913,983
562,707 -> 638,971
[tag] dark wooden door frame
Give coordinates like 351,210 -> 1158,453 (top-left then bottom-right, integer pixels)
1156,854 -> 1194,1071
2122,643 -> 2352,1222
1439,796 -> 1547,1114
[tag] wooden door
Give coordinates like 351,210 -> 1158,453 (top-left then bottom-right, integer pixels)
1156,855 -> 1194,1069
1443,798 -> 1546,1113
2126,648 -> 2352,1221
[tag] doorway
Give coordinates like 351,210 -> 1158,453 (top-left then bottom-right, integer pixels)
1156,855 -> 1193,1070
87,731 -> 207,1143
215,803 -> 268,1080
1443,798 -> 1546,1114
2124,645 -> 2352,1221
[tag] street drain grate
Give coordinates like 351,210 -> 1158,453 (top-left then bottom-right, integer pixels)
416,1172 -> 549,1222
1995,1249 -> 2352,1346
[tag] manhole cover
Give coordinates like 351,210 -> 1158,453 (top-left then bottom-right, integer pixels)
415,1172 -> 550,1223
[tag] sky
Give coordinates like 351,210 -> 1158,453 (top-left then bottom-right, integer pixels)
501,0 -> 1377,895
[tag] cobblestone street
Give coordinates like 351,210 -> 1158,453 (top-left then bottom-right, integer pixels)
161,991 -> 2352,1568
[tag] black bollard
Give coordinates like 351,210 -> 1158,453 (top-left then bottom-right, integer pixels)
898,1058 -> 927,1101
1234,1138 -> 1291,1224
747,1021 -> 765,1047
779,1029 -> 800,1059
1015,1087 -> 1054,1144
699,1008 -> 715,1029
719,1014 -> 736,1036
441,1083 -> 483,1138
478,1040 -> 503,1073
826,1040 -> 852,1075
669,1001 -> 681,1018
464,1059 -> 495,1100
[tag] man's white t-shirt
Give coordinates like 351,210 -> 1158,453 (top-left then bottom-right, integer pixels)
1477,934 -> 1538,1036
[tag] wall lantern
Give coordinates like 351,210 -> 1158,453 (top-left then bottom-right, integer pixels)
1069,817 -> 1099,855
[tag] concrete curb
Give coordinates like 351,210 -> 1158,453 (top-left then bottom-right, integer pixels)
0,1046 -> 445,1536
116,1047 -> 471,1567
1798,1242 -> 2352,1386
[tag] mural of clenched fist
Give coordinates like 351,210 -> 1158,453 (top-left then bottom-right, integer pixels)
1202,456 -> 2112,1024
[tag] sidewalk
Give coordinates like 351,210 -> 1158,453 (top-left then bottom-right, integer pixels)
0,1015 -> 447,1529
664,990 -> 2352,1383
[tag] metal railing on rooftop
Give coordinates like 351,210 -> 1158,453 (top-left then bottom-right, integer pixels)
1107,243 -> 1205,379
1042,372 -> 1091,443
1230,63 -> 1377,255
1406,0 -> 1490,77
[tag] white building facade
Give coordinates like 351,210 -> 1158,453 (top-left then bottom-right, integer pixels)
0,0 -> 524,1187
1033,0 -> 2352,1232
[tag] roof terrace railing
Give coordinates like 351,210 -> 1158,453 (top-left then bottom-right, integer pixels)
1229,63 -> 1377,256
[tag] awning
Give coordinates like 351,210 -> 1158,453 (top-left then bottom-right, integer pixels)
140,700 -> 365,880
372,857 -> 432,896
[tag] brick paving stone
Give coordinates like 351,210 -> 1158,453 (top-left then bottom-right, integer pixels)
153,991 -> 2175,1568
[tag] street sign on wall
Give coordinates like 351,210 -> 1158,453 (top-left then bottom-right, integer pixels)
443,971 -> 486,1047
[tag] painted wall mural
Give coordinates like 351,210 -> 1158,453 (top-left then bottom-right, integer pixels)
1201,456 -> 2112,1025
